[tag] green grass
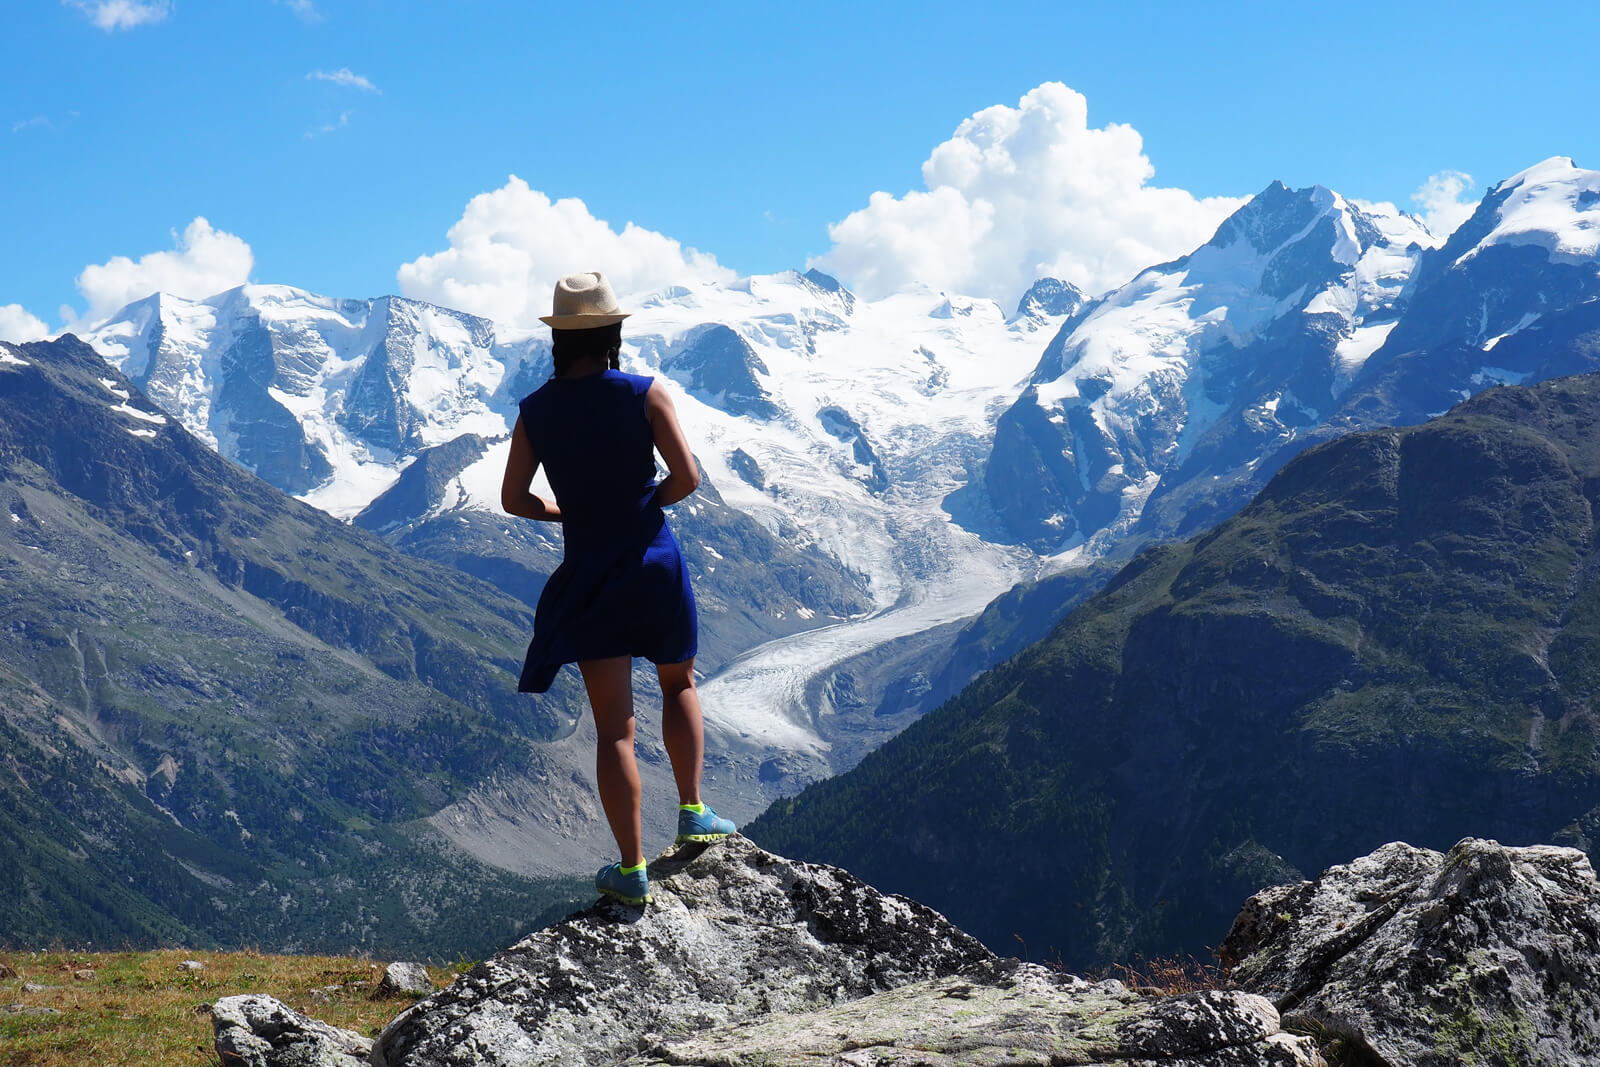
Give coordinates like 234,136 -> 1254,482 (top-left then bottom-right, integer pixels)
0,948 -> 468,1066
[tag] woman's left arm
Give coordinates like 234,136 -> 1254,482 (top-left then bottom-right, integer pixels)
646,384 -> 701,508
501,415 -> 562,521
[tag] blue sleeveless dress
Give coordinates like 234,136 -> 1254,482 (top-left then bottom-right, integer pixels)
516,368 -> 698,693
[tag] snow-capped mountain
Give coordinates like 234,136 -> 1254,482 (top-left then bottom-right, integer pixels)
83,269 -> 1077,790
85,286 -> 540,505
987,157 -> 1600,551
75,157 -> 1600,803
1325,156 -> 1600,427
987,180 -> 1437,550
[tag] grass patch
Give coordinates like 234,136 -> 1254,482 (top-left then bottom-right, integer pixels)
0,948 -> 467,1066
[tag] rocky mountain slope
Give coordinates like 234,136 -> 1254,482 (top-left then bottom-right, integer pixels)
0,335 -> 657,954
213,835 -> 1600,1066
750,369 -> 1600,970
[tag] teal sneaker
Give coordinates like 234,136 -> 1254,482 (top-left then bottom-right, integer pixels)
595,862 -> 650,905
676,804 -> 737,843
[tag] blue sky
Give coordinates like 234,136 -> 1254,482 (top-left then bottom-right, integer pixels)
4,0 -> 1598,337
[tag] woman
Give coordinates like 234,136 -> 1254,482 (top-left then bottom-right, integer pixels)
501,271 -> 735,906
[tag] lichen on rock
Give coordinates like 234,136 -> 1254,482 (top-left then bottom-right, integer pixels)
1222,837 -> 1600,1067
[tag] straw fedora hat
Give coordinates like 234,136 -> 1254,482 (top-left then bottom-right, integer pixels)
539,271 -> 631,329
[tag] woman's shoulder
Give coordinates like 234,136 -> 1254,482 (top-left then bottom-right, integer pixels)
605,368 -> 655,396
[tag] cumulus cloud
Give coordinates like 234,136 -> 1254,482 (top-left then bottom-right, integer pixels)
398,177 -> 734,327
0,304 -> 51,343
307,68 -> 378,92
63,0 -> 172,31
811,82 -> 1247,306
1411,170 -> 1477,239
68,217 -> 253,328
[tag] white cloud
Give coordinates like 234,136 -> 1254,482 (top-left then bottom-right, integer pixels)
305,110 -> 351,138
1411,170 -> 1477,239
398,177 -> 734,328
0,304 -> 50,343
810,82 -> 1247,306
12,116 -> 51,133
275,0 -> 322,22
68,217 -> 253,328
307,68 -> 379,92
63,0 -> 173,31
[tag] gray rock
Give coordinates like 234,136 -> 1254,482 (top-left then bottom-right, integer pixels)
1222,837 -> 1600,1066
179,959 -> 205,972
21,982 -> 54,993
211,994 -> 372,1067
72,967 -> 95,981
372,836 -> 993,1066
625,960 -> 1323,1066
4,1002 -> 62,1015
377,963 -> 433,998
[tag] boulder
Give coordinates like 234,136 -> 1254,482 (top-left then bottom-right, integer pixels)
372,836 -> 993,1066
377,962 -> 433,998
1222,837 -> 1600,1067
625,959 -> 1323,1066
211,994 -> 372,1067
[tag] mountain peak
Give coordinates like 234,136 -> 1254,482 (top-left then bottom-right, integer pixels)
1497,154 -> 1583,192
1013,277 -> 1087,320
1450,156 -> 1600,269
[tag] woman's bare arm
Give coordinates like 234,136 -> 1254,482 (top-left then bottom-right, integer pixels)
645,383 -> 701,508
501,415 -> 562,521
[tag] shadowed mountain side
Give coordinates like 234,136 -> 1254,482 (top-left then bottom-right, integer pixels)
0,336 -> 610,954
750,371 -> 1600,970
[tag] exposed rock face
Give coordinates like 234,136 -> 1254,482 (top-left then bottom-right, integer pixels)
211,994 -> 372,1067
373,836 -> 993,1066
626,960 -> 1322,1066
1222,838 -> 1600,1067
659,323 -> 780,420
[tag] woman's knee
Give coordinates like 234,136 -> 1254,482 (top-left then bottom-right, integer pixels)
657,659 -> 696,698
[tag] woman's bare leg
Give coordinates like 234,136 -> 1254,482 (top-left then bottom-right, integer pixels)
656,659 -> 704,806
579,656 -> 644,867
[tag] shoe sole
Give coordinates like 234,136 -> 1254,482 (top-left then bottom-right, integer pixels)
675,831 -> 733,843
598,888 -> 651,905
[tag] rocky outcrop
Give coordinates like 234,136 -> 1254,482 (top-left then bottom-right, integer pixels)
371,836 -> 992,1066
220,836 -> 1600,1066
211,994 -> 372,1067
626,960 -> 1320,1066
1222,838 -> 1600,1066
361,836 -> 1325,1067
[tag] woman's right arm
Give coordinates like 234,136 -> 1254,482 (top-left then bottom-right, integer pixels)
645,383 -> 701,508
501,415 -> 563,521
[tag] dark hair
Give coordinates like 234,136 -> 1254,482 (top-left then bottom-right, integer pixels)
551,323 -> 622,377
